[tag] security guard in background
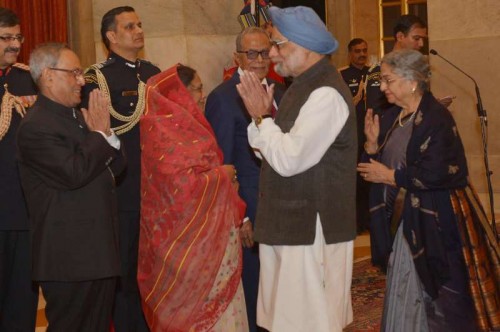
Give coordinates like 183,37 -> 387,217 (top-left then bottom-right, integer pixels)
339,38 -> 370,233
82,6 -> 160,332
0,7 -> 38,332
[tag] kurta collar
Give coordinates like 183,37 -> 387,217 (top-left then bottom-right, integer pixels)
237,67 -> 269,86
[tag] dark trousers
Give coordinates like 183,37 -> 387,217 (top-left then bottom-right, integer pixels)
239,183 -> 266,332
113,210 -> 149,332
242,245 -> 261,332
356,173 -> 371,233
40,277 -> 116,332
0,230 -> 38,332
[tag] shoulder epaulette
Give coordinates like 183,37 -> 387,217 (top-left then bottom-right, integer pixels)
368,62 -> 380,73
12,62 -> 30,71
338,65 -> 349,72
138,58 -> 159,68
90,57 -> 116,70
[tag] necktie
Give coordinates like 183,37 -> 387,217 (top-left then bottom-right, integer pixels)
262,84 -> 277,118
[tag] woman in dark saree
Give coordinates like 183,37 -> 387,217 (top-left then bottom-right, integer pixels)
138,64 -> 248,331
357,49 -> 499,331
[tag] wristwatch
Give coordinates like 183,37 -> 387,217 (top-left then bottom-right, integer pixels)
255,114 -> 273,126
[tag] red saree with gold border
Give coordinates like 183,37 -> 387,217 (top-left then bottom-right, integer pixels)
138,65 -> 245,331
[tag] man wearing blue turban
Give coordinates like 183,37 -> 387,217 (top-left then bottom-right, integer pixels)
236,6 -> 357,332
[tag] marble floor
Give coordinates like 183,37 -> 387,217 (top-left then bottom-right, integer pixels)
34,232 -> 371,331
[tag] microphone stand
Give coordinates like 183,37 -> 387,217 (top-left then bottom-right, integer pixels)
430,49 -> 497,241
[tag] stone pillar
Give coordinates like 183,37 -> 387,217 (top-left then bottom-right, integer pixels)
67,0 -> 96,68
326,0 -> 352,67
350,0 -> 380,65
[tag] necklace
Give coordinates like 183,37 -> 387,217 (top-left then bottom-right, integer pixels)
398,110 -> 416,127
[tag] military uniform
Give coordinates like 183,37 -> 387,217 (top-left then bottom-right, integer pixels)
0,63 -> 38,331
365,63 -> 392,112
339,64 -> 368,98
83,52 -> 160,332
340,64 -> 371,233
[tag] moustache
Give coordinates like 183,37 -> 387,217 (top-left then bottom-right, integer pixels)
5,47 -> 20,53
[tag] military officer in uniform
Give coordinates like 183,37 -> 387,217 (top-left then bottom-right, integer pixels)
339,38 -> 369,107
339,38 -> 370,233
82,6 -> 160,332
0,7 -> 38,332
365,15 -> 427,112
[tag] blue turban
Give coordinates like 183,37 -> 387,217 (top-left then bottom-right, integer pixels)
269,6 -> 339,55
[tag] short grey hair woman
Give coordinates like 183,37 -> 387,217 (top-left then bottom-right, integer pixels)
357,49 -> 500,331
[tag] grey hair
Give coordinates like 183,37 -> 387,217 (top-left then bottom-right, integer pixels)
29,43 -> 69,85
381,49 -> 431,92
236,26 -> 269,51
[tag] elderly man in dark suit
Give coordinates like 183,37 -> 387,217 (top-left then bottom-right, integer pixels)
17,43 -> 125,332
205,26 -> 286,332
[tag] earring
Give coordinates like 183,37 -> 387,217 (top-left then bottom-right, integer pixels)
411,86 -> 416,94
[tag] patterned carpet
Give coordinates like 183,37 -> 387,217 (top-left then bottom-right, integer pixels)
344,258 -> 386,331
36,234 -> 380,331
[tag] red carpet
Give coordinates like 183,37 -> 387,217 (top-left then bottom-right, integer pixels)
345,258 -> 386,331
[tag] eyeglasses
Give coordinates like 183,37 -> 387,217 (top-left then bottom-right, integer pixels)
0,35 -> 24,43
380,77 -> 399,85
49,67 -> 84,78
270,39 -> 289,50
237,49 -> 271,60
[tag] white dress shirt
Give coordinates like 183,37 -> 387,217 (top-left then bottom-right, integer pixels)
248,86 -> 349,177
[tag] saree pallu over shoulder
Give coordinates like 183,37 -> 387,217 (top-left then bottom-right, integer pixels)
138,66 -> 245,331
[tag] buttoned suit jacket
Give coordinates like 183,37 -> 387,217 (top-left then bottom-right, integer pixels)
17,94 -> 126,281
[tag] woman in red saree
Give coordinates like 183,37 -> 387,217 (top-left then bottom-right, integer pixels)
138,64 -> 248,331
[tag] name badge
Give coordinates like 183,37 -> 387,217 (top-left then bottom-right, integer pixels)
122,90 -> 138,96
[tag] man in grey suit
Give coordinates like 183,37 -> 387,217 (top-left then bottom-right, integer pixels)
17,43 -> 125,332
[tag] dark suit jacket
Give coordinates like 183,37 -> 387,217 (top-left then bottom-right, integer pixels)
205,71 -> 285,222
17,94 -> 126,281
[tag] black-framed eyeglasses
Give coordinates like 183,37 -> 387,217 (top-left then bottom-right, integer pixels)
237,49 -> 271,60
0,35 -> 24,43
49,67 -> 84,78
270,39 -> 288,50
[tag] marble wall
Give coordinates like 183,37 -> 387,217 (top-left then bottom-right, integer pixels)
428,0 -> 500,217
89,0 -> 242,93
350,0 -> 380,65
82,0 -> 365,92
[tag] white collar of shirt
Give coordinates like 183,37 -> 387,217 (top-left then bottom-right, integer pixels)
237,67 -> 277,110
238,67 -> 268,86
